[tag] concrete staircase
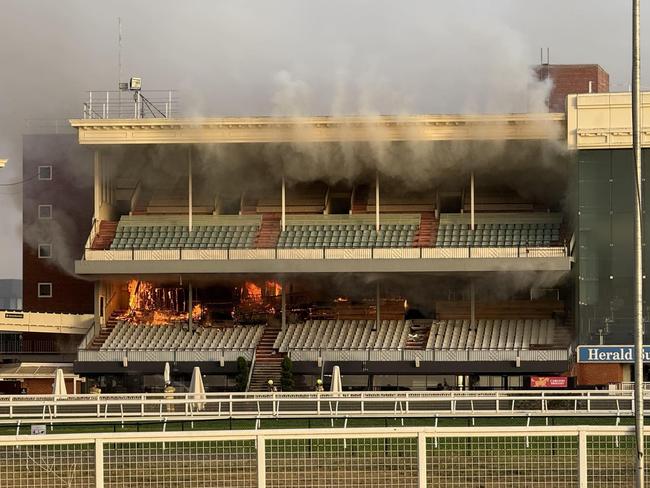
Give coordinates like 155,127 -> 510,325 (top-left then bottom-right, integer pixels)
406,320 -> 431,349
90,221 -> 118,250
255,213 -> 281,248
87,311 -> 122,350
248,324 -> 284,391
413,212 -> 437,247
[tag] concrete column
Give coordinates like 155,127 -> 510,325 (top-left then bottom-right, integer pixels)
93,150 -> 101,219
375,171 -> 380,231
281,175 -> 286,231
376,281 -> 381,327
281,280 -> 286,329
93,281 -> 101,329
470,280 -> 475,330
188,147 -> 193,232
188,282 -> 193,334
470,171 -> 475,231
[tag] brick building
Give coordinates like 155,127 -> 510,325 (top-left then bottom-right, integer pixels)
535,64 -> 609,112
22,134 -> 94,314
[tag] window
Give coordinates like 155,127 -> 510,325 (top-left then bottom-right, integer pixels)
38,243 -> 52,258
38,204 -> 52,219
37,282 -> 52,298
38,165 -> 52,181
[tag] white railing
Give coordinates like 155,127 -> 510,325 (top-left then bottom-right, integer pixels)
1,424 -> 648,487
77,348 -> 254,363
84,246 -> 568,262
0,310 -> 93,334
82,90 -> 179,119
288,348 -> 569,363
0,390 -> 641,425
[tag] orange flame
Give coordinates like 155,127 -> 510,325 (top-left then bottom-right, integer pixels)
265,280 -> 282,297
244,282 -> 263,302
192,303 -> 203,321
121,279 -> 202,325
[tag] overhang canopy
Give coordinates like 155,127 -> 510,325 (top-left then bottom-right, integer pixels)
69,113 -> 565,145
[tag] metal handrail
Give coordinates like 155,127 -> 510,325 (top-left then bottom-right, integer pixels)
83,90 -> 179,119
0,389 -> 641,424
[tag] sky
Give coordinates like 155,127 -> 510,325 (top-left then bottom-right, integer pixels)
0,0 -> 643,279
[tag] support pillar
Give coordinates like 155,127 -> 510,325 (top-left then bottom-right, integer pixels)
188,282 -> 193,334
470,171 -> 475,231
93,150 -> 101,219
188,147 -> 193,232
375,171 -> 380,231
93,281 -> 104,329
376,281 -> 381,327
470,280 -> 475,330
281,175 -> 286,231
281,280 -> 286,329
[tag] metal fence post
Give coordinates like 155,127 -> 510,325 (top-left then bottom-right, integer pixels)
257,435 -> 266,488
95,438 -> 104,488
578,430 -> 588,488
418,432 -> 427,488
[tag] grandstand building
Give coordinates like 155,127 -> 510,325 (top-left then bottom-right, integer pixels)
6,63 -> 649,393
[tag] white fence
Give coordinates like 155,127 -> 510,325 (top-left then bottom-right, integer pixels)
288,348 -> 569,363
0,390 -> 643,425
77,348 -> 254,363
84,246 -> 568,262
0,425 -> 648,487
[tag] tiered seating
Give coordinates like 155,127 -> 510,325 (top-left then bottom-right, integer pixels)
277,215 -> 420,248
435,213 -> 562,247
101,322 -> 264,350
273,319 -> 410,351
425,319 -> 560,350
109,215 -> 260,250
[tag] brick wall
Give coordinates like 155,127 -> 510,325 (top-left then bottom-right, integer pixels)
576,363 -> 623,386
22,134 -> 94,314
534,64 -> 610,112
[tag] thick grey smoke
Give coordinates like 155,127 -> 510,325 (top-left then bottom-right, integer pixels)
0,0 -> 636,279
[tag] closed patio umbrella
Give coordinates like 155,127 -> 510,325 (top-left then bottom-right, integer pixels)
189,366 -> 206,411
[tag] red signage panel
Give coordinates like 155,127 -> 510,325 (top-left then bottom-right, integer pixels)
530,376 -> 568,388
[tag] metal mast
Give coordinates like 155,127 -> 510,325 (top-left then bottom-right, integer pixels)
632,0 -> 644,485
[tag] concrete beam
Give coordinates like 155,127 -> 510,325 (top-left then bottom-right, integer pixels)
76,256 -> 571,276
69,113 -> 565,145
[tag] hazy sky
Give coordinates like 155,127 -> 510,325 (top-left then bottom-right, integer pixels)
0,1 -> 643,279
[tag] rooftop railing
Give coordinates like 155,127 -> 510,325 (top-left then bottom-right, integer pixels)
82,90 -> 179,119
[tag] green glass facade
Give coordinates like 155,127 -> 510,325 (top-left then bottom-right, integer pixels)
576,148 -> 649,345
